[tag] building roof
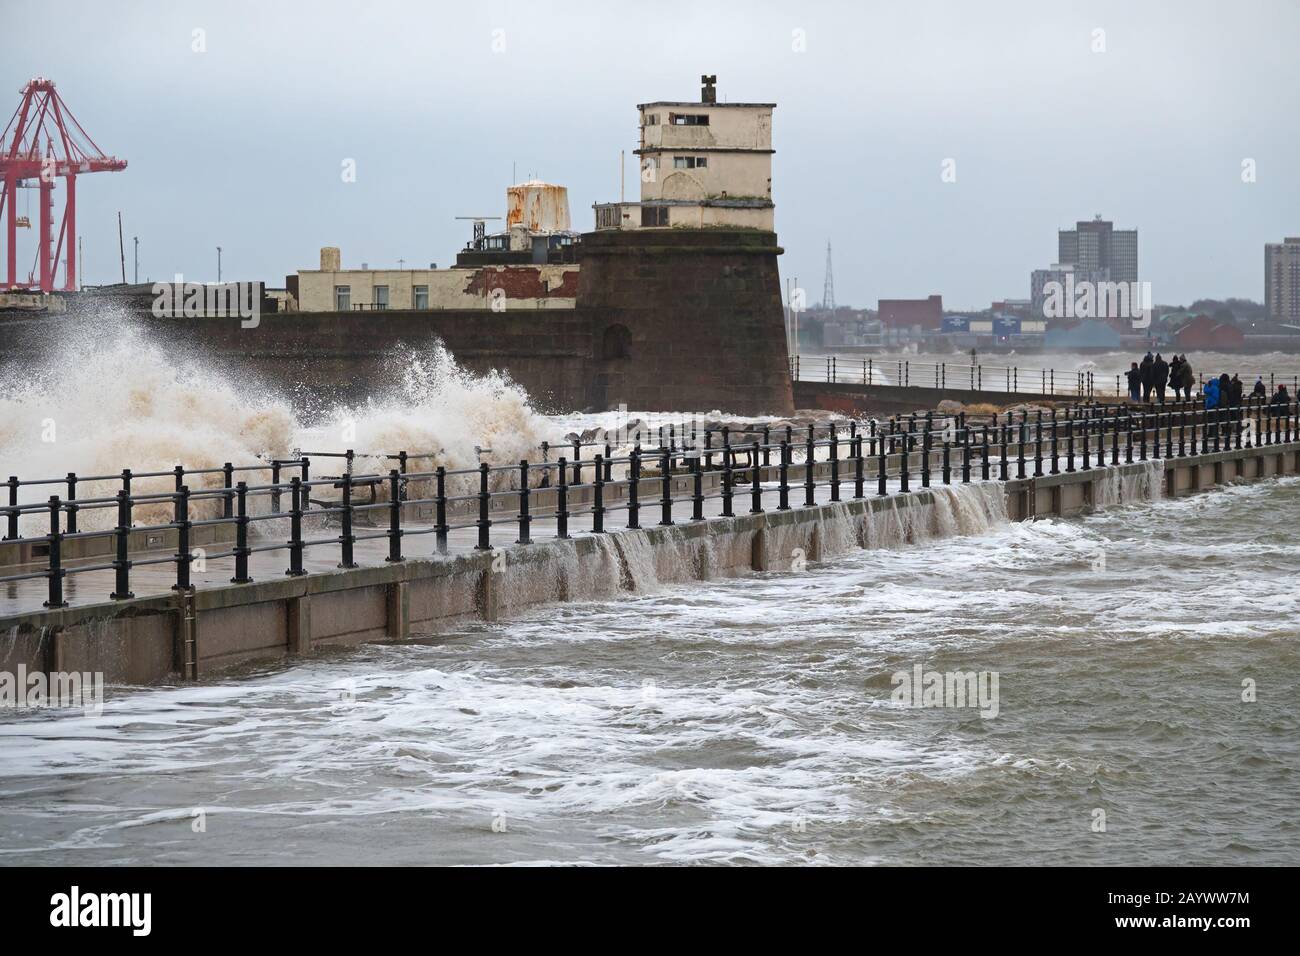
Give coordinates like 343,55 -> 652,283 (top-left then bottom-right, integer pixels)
634,146 -> 775,155
637,101 -> 776,109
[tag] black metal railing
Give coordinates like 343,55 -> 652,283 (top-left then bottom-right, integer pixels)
789,356 -> 1094,396
790,355 -> 1300,403
1,396 -> 1296,613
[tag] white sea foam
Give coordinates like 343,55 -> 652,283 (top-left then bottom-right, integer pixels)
0,324 -> 546,531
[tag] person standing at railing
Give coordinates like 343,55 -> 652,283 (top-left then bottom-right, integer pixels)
1153,353 -> 1169,403
1169,355 -> 1184,399
1178,356 -> 1195,399
1270,383 -> 1291,408
1229,373 -> 1244,407
1253,377 -> 1268,400
1126,362 -> 1142,402
1140,352 -> 1155,402
1204,376 -> 1221,410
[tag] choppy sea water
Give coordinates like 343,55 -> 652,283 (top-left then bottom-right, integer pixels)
1,478 -> 1297,866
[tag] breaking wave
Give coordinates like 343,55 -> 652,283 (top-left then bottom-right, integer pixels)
0,322 -> 546,530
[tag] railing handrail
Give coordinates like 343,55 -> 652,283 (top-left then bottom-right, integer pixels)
1,394 -> 1295,612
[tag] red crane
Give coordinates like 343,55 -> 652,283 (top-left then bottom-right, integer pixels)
0,77 -> 126,292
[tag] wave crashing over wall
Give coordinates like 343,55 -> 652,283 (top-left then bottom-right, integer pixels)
484,482 -> 1011,619
1093,459 -> 1165,509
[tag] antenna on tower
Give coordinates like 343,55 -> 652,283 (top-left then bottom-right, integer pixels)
822,240 -> 835,311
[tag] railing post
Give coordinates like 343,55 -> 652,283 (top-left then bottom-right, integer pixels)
721,430 -> 735,517
65,472 -> 78,535
999,421 -> 1009,481
1066,416 -> 1076,472
434,466 -> 448,554
920,421 -> 932,488
980,425 -> 990,481
300,456 -> 311,513
871,433 -> 884,496
222,462 -> 234,519
173,485 -> 192,592
1081,413 -> 1091,471
3,476 -> 17,540
287,477 -> 306,576
746,441 -> 763,513
829,424 -> 841,501
804,426 -> 816,505
1016,418 -> 1026,480
231,481 -> 253,583
517,461 -> 532,544
778,441 -> 791,510
1033,412 -> 1044,477
853,433 -> 865,498
339,474 -> 359,567
628,446 -> 641,529
271,460 -> 282,514
900,431 -> 911,492
1139,411 -> 1148,461
690,450 -> 705,520
961,427 -> 971,483
110,490 -> 134,600
43,495 -> 67,609
572,441 -> 583,487
1111,407 -> 1120,465
475,462 -> 491,550
386,469 -> 404,562
592,455 -> 606,532
762,426 -> 772,467
557,457 -> 571,539
1050,411 -> 1059,474
645,447 -> 669,526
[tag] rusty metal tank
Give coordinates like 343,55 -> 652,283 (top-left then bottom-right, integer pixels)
506,181 -> 571,233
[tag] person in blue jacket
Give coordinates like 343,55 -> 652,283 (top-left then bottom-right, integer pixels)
1203,376 -> 1221,410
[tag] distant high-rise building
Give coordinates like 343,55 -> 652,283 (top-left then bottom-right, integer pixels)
1057,215 -> 1138,283
1265,237 -> 1300,322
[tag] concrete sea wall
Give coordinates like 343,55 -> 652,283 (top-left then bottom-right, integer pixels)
2,440 -> 1297,686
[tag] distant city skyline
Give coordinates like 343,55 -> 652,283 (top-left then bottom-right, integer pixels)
5,0 -> 1298,307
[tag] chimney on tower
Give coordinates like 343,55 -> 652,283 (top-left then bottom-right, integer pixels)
701,74 -> 717,104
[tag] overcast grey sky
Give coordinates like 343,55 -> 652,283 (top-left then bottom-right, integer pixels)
6,0 -> 1298,309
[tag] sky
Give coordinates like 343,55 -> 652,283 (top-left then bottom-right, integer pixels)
5,0 -> 1299,310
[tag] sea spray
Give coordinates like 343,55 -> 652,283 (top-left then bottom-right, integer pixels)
0,321 -> 547,533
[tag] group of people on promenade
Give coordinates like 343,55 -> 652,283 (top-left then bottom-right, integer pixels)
1125,352 -> 1291,409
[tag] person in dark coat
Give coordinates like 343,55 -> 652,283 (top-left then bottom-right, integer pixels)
1180,356 -> 1196,399
1253,377 -> 1268,399
1140,353 -> 1155,402
1126,362 -> 1142,402
1169,355 -> 1183,400
1153,353 -> 1170,403
1218,373 -> 1231,407
1229,374 -> 1244,407
1270,383 -> 1291,407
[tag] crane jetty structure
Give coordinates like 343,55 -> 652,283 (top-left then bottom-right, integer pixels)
0,77 -> 126,293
